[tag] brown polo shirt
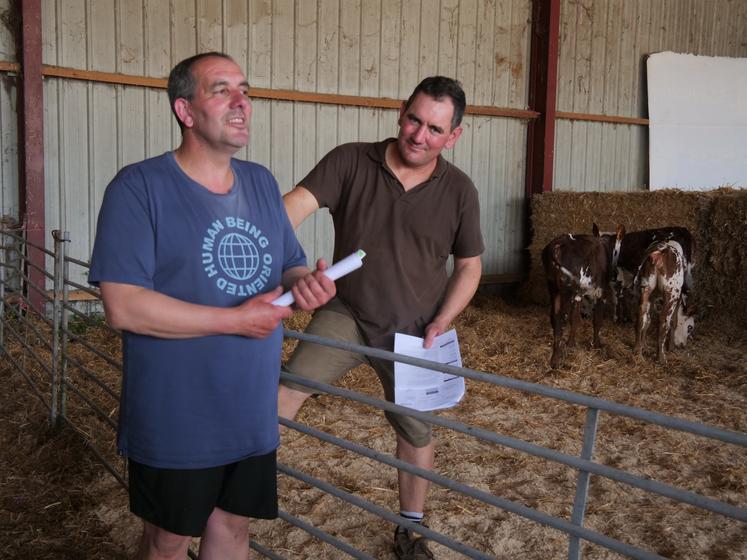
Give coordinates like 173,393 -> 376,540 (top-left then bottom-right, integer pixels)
300,139 -> 484,348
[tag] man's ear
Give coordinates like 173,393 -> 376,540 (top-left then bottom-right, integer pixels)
444,126 -> 463,149
173,98 -> 193,129
398,101 -> 407,126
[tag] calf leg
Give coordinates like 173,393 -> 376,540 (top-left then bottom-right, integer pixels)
634,287 -> 652,356
568,298 -> 581,348
656,289 -> 679,363
549,291 -> 565,369
591,298 -> 604,348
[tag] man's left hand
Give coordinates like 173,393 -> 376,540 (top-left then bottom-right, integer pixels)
423,321 -> 448,349
291,258 -> 337,312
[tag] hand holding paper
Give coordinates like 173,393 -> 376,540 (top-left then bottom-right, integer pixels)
394,329 -> 465,411
272,249 -> 366,307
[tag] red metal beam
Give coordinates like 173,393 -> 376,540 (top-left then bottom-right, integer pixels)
525,0 -> 560,197
19,0 -> 46,311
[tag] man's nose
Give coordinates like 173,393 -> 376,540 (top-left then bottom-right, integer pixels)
230,90 -> 250,110
412,124 -> 427,143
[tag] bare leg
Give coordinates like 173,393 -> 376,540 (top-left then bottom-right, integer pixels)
135,521 -> 192,560
277,385 -> 312,425
198,508 -> 250,560
396,436 -> 435,515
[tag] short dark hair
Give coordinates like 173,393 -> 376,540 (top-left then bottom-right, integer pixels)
403,76 -> 466,131
167,51 -> 234,131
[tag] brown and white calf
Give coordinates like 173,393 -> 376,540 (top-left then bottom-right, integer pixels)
633,240 -> 695,363
613,226 -> 695,322
542,225 -> 615,369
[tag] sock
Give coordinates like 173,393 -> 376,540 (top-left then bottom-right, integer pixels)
399,511 -> 424,528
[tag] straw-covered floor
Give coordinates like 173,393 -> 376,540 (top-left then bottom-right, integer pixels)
1,293 -> 745,559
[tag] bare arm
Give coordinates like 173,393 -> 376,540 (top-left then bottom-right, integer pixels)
99,282 -> 292,339
423,255 -> 482,348
283,186 -> 320,228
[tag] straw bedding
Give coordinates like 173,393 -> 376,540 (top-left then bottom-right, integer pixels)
1,294 -> 744,559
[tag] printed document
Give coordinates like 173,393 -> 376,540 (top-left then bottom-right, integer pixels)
394,329 -> 465,411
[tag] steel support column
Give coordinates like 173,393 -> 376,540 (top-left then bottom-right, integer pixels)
525,0 -> 560,196
18,0 -> 45,311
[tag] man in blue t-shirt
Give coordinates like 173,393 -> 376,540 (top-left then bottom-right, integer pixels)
89,52 -> 336,560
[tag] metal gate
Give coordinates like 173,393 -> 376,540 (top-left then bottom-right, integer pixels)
1,229 -> 745,559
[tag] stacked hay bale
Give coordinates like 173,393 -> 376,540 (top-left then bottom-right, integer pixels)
525,189 -> 746,326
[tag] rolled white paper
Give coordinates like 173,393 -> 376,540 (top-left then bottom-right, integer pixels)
272,249 -> 366,306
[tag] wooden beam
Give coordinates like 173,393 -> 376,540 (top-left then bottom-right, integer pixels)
525,0 -> 561,197
557,111 -> 649,126
37,64 -> 539,120
19,0 -> 45,312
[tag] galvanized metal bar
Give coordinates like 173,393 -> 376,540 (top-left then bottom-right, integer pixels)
3,302 -> 54,352
275,510 -> 376,559
60,231 -> 71,419
2,229 -> 53,254
568,408 -> 600,560
278,462 -> 497,560
25,257 -> 56,281
62,353 -> 120,401
3,315 -> 55,375
1,339 -> 52,414
62,328 -> 122,370
57,415 -> 126,488
64,278 -> 101,296
63,254 -> 93,268
281,371 -> 747,523
284,330 -> 747,448
50,231 -> 67,423
0,232 -> 6,350
281,418 -> 666,560
62,380 -> 118,431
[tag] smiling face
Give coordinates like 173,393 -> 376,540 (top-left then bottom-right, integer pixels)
395,92 -> 462,170
174,56 -> 252,155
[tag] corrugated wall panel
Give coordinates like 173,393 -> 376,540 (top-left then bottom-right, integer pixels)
0,0 -> 18,223
554,0 -> 747,192
40,0 -> 532,280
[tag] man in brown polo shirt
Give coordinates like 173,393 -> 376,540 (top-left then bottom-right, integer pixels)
279,76 -> 483,559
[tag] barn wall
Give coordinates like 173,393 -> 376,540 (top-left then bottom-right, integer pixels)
0,1 -> 744,283
37,0 -> 532,282
554,0 -> 747,192
0,0 -> 18,223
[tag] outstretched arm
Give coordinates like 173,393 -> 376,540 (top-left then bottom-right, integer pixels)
422,255 -> 482,348
99,282 -> 292,340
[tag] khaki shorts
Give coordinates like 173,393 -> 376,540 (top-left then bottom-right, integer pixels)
283,303 -> 432,448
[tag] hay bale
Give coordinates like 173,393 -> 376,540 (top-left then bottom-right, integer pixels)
523,189 -> 746,326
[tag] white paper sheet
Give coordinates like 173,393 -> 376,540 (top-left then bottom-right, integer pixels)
394,329 -> 465,412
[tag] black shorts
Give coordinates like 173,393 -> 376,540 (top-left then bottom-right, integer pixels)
128,450 -> 278,537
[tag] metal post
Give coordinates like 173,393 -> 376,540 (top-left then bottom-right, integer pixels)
50,231 -> 65,423
53,230 -> 71,421
0,231 -> 6,350
568,407 -> 599,560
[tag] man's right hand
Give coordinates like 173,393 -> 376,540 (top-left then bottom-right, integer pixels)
233,287 -> 293,338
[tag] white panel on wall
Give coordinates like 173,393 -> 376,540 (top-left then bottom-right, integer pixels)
554,0 -> 747,193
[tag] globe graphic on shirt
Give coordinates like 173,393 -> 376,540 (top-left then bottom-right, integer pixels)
217,233 -> 260,281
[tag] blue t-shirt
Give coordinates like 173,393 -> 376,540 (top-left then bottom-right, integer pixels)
89,152 -> 306,468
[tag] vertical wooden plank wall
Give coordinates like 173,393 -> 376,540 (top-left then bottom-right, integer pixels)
20,0 -> 747,280
34,0 -> 533,279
